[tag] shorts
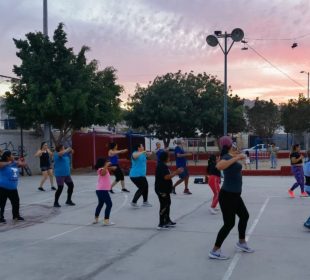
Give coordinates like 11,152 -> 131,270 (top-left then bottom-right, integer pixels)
178,167 -> 189,179
112,164 -> 124,182
41,166 -> 52,172
56,176 -> 73,186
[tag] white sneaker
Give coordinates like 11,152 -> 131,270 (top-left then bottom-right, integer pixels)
209,207 -> 218,215
131,202 -> 140,208
142,201 -> 152,207
235,242 -> 254,253
103,221 -> 115,226
208,249 -> 229,260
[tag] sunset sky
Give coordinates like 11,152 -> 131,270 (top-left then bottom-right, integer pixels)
1,0 -> 310,104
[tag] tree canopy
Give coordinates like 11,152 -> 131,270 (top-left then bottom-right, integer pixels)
126,71 -> 246,146
281,94 -> 310,134
4,23 -> 122,144
246,98 -> 280,139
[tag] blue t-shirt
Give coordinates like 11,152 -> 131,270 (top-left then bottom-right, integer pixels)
221,154 -> 243,193
0,162 -> 19,190
109,154 -> 119,165
54,152 -> 71,177
129,153 -> 147,177
175,146 -> 187,167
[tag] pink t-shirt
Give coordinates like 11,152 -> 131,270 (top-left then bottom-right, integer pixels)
96,168 -> 111,190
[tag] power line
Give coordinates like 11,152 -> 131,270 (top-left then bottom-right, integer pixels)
245,32 -> 310,41
245,44 -> 305,88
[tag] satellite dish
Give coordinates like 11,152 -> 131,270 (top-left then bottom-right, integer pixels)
206,35 -> 219,47
231,28 -> 244,42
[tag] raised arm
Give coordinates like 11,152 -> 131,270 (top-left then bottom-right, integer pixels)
216,154 -> 245,170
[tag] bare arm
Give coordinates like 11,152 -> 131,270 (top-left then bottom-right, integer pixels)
34,149 -> 43,157
108,149 -> 128,156
58,147 -> 72,157
132,151 -> 146,159
216,154 -> 245,171
176,152 -> 192,158
0,161 -> 12,168
164,167 -> 184,180
291,155 -> 303,164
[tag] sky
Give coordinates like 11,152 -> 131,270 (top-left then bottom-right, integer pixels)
0,0 -> 310,104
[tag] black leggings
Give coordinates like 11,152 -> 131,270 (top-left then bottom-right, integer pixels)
54,182 -> 74,203
215,189 -> 249,248
130,177 -> 148,203
0,187 -> 20,219
156,191 -> 171,225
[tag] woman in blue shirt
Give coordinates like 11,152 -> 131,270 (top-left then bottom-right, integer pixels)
53,145 -> 75,207
0,150 -> 26,223
129,144 -> 152,207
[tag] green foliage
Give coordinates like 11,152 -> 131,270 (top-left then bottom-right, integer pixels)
126,71 -> 246,146
246,98 -> 280,138
4,23 -> 122,144
281,94 -> 310,134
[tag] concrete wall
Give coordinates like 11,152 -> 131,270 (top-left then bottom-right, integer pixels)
0,129 -> 43,175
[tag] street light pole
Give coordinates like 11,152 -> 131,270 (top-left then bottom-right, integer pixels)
300,70 -> 310,150
206,28 -> 244,136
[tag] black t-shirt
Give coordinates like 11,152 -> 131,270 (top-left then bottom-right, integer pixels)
155,162 -> 172,193
221,154 -> 242,193
40,151 -> 50,167
290,152 -> 302,165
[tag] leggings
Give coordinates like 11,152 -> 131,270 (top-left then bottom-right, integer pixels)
54,176 -> 74,203
208,175 -> 221,208
130,177 -> 149,203
95,190 -> 112,219
290,165 -> 304,193
156,191 -> 171,225
215,189 -> 249,248
0,187 -> 20,219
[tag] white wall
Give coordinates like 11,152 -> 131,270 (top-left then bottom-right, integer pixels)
0,129 -> 43,174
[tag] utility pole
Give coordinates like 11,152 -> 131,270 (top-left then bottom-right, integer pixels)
43,0 -> 51,146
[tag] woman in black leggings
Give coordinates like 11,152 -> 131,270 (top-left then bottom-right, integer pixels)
209,136 -> 254,260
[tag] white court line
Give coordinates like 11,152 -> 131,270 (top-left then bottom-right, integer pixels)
222,197 -> 270,280
36,194 -> 129,241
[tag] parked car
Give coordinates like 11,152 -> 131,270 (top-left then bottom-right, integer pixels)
242,144 -> 279,153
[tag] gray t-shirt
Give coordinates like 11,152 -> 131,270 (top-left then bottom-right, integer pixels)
221,154 -> 243,193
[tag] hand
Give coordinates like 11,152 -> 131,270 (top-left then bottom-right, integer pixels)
237,154 -> 246,160
175,167 -> 184,175
104,162 -> 111,168
123,149 -> 128,153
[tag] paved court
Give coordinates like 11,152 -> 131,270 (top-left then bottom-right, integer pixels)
0,174 -> 309,280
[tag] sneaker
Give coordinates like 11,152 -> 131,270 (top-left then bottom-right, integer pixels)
304,222 -> 310,229
54,202 -> 61,208
208,250 -> 229,260
0,217 -> 7,224
209,207 -> 218,215
51,186 -> 57,191
166,221 -> 176,227
300,192 -> 309,197
131,202 -> 140,208
38,187 -> 46,191
157,224 -> 170,230
288,189 -> 295,198
142,201 -> 152,207
235,242 -> 255,253
183,189 -> 192,195
66,201 -> 76,206
121,188 -> 130,193
171,189 -> 176,195
14,216 -> 25,221
103,221 -> 115,226
109,189 -> 115,194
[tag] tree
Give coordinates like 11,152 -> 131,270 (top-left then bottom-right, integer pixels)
281,94 -> 310,134
246,98 -> 280,139
126,71 -> 246,146
4,23 -> 122,144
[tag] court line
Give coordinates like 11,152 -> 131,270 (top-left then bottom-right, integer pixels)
222,196 -> 270,280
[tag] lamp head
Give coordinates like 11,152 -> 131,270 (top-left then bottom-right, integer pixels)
206,35 -> 219,47
231,28 -> 244,42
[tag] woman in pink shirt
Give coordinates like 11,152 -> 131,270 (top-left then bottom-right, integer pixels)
93,158 -> 116,226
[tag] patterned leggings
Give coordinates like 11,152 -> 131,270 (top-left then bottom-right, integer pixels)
290,165 -> 304,193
